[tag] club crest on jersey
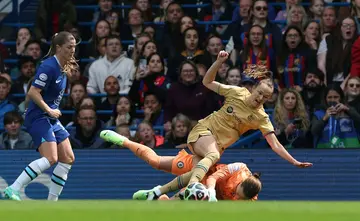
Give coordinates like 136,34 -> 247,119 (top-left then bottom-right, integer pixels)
227,106 -> 233,113
177,161 -> 184,169
39,73 -> 48,81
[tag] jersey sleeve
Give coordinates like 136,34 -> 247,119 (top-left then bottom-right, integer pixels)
218,84 -> 247,99
258,115 -> 275,136
206,163 -> 248,188
32,65 -> 54,90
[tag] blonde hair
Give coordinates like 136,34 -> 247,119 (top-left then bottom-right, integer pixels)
242,64 -> 274,89
286,4 -> 308,30
45,31 -> 79,77
273,88 -> 310,131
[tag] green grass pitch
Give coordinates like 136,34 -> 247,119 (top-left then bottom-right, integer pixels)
0,201 -> 359,221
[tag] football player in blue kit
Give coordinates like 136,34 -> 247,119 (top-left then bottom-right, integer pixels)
4,32 -> 78,201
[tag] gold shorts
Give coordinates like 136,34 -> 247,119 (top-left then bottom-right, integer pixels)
187,123 -> 222,154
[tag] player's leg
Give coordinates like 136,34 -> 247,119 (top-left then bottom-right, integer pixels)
100,130 -> 174,172
187,135 -> 220,185
48,124 -> 74,201
4,122 -> 57,200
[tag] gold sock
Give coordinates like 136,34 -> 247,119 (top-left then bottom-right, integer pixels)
159,171 -> 193,195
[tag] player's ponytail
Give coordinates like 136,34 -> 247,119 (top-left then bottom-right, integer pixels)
44,32 -> 79,77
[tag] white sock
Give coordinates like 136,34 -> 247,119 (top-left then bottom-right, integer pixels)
10,157 -> 51,191
48,162 -> 72,201
154,186 -> 162,196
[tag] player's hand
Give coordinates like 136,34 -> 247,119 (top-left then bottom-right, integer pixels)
293,161 -> 313,168
47,109 -> 62,118
216,50 -> 229,63
207,188 -> 218,202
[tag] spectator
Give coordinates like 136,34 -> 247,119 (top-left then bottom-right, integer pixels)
197,33 -> 224,70
109,125 -> 132,148
233,0 -> 282,56
273,88 -> 312,148
129,33 -> 152,65
179,16 -> 195,34
277,25 -> 317,90
135,121 -> 164,148
11,56 -> 36,104
98,76 -> 120,122
106,10 -> 122,36
93,0 -> 113,22
342,76 -> 360,113
317,17 -> 357,86
86,20 -> 111,59
264,83 -> 279,109
275,0 -> 300,21
18,77 -> 34,112
321,6 -> 337,38
216,59 -> 232,84
308,0 -> 325,21
284,5 -> 308,32
14,28 -> 32,57
121,8 -> 144,41
352,0 -> 360,34
129,52 -> 170,107
134,40 -> 157,72
303,20 -> 321,50
164,60 -> 217,132
83,37 -> 107,78
60,82 -> 87,127
133,0 -> 153,22
67,66 -> 88,92
158,2 -> 184,59
168,27 -> 204,79
239,25 -> 277,74
225,67 -> 241,86
301,69 -> 326,116
200,0 -> 234,36
10,40 -> 42,79
0,76 -> 17,128
143,25 -> 156,39
142,92 -> 164,126
160,113 -> 191,148
232,0 -> 252,23
69,107 -> 109,149
154,0 -> 173,22
311,85 -> 360,148
0,111 -> 33,149
87,35 -> 135,94
65,96 -> 98,128
34,0 -> 77,41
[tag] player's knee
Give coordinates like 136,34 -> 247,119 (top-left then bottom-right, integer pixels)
205,152 -> 220,164
46,155 -> 58,166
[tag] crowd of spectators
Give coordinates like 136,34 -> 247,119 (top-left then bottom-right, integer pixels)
0,0 -> 359,150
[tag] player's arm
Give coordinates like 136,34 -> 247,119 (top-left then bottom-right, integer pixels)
206,163 -> 247,189
265,133 -> 312,168
202,50 -> 230,94
27,86 -> 51,113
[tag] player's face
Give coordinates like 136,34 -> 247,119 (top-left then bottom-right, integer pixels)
58,36 -> 76,62
117,97 -> 131,115
71,84 -> 86,106
0,83 -> 10,100
104,76 -> 120,95
283,92 -> 297,111
248,82 -> 273,108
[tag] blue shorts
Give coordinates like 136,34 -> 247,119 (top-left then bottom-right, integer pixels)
26,118 -> 70,149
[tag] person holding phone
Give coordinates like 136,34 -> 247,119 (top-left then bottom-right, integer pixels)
311,85 -> 360,148
273,88 -> 312,148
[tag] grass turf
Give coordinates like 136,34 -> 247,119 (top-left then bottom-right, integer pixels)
0,201 -> 359,221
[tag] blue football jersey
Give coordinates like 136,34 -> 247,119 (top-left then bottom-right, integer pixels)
25,56 -> 67,124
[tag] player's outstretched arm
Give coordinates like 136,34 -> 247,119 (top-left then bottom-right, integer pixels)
202,50 -> 229,94
265,133 -> 312,168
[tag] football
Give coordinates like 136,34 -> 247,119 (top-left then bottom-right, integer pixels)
182,182 -> 209,201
